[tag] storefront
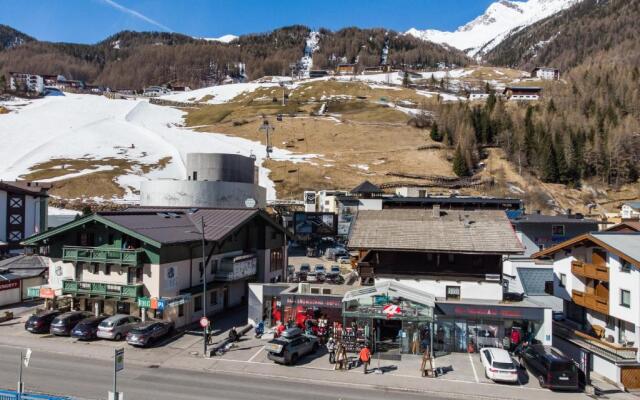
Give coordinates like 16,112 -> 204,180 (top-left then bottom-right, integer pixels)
341,281 -> 436,358
433,302 -> 551,355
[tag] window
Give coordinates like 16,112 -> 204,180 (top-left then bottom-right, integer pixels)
178,304 -> 184,317
621,260 -> 632,273
620,290 -> 631,308
192,171 -> 198,181
210,291 -> 218,306
447,254 -> 455,263
104,265 -> 111,275
559,273 -> 566,288
210,259 -> 218,275
551,225 -> 565,236
446,286 -> 461,300
271,248 -> 284,272
194,295 -> 202,312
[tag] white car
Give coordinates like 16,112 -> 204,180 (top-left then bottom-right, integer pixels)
480,347 -> 519,383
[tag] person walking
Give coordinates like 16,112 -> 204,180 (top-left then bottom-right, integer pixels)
359,344 -> 371,374
326,336 -> 337,364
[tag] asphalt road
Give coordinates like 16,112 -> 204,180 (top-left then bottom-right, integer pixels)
0,346 -> 448,400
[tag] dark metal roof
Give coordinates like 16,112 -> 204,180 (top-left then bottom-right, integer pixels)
510,213 -> 598,225
0,181 -> 51,197
350,180 -> 383,194
383,196 -> 522,207
0,255 -> 49,270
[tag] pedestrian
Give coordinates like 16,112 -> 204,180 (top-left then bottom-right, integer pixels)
334,343 -> 346,371
275,320 -> 286,338
326,336 -> 336,364
359,344 -> 371,374
228,326 -> 239,342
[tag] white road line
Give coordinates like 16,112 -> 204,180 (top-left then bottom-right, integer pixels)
468,352 -> 479,383
247,346 -> 265,362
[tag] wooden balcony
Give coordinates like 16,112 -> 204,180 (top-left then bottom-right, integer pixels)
572,260 -> 609,282
62,246 -> 144,266
572,289 -> 609,314
62,279 -> 142,299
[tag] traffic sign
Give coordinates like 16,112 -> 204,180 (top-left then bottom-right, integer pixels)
23,348 -> 32,367
115,348 -> 124,372
199,317 -> 210,328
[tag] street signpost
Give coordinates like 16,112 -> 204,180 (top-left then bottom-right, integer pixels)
200,317 -> 210,329
109,348 -> 124,400
18,348 -> 31,396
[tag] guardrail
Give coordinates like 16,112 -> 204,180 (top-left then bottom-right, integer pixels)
554,322 -> 637,363
62,280 -> 142,299
0,389 -> 71,400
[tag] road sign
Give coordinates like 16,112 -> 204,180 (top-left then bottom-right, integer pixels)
115,348 -> 124,372
23,348 -> 32,367
199,317 -> 210,328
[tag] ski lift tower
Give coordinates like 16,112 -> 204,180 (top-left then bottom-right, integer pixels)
259,118 -> 274,159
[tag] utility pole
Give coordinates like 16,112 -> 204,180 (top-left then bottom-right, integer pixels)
200,216 -> 207,358
259,119 -> 274,159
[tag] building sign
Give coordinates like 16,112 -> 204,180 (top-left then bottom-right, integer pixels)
0,280 -> 19,292
436,303 -> 544,321
115,348 -> 124,372
283,294 -> 343,309
39,287 -> 57,299
166,294 -> 191,307
137,297 -> 166,310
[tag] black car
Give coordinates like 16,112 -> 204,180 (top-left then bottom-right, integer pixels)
126,321 -> 173,347
71,315 -> 109,340
25,310 -> 62,334
520,345 -> 579,390
50,311 -> 93,336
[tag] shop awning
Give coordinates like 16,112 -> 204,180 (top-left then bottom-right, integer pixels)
343,280 -> 436,308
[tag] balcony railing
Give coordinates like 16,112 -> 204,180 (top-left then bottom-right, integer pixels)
572,289 -> 609,314
62,279 -> 142,299
554,322 -> 637,363
62,246 -> 144,266
571,260 -> 609,281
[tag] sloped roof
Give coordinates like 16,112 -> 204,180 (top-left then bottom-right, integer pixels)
351,180 -> 383,194
517,268 -> 553,295
624,201 -> 640,210
0,181 -> 50,197
0,255 -> 49,270
348,209 -> 523,254
533,232 -> 640,266
606,221 -> 640,232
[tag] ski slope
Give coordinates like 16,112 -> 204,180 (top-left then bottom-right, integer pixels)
0,93 -> 312,201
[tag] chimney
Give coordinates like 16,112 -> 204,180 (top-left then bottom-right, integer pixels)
432,204 -> 441,218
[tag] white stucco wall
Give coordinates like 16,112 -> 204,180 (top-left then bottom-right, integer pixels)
378,277 -> 503,301
608,254 -> 640,327
0,286 -> 21,306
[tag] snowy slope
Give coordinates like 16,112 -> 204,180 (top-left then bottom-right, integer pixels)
198,34 -> 238,43
0,93 -> 312,201
160,82 -> 279,104
407,0 -> 580,57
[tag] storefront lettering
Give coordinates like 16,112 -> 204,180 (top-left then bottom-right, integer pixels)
0,280 -> 19,291
284,296 -> 342,309
453,306 -> 522,319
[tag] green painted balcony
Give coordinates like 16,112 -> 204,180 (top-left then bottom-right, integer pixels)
62,280 -> 143,299
62,246 -> 144,266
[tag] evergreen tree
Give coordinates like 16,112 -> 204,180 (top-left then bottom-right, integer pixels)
523,106 -> 536,164
555,135 -> 570,184
547,99 -> 556,113
452,146 -> 470,177
541,140 -> 559,182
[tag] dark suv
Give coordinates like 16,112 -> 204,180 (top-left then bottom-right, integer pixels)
50,311 -> 94,336
520,345 -> 579,390
265,327 -> 319,365
25,310 -> 62,333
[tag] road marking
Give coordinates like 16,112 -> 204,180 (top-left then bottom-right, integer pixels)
247,346 -> 264,362
468,352 -> 479,383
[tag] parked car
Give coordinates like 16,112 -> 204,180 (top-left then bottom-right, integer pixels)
520,345 -> 579,390
97,315 -> 141,340
306,271 -> 318,282
25,310 -> 62,334
126,321 -> 173,347
337,256 -> 351,265
480,347 -> 519,383
328,265 -> 341,277
71,315 -> 109,340
314,264 -> 326,274
265,327 -> 319,365
50,311 -> 93,336
299,264 -> 311,274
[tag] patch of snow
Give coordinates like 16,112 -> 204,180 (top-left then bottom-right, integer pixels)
349,164 -> 369,171
47,206 -> 81,216
160,82 -> 278,104
0,93 -> 315,201
198,34 -> 238,43
407,0 -> 580,58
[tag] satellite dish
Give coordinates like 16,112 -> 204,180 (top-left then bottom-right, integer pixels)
245,198 -> 257,208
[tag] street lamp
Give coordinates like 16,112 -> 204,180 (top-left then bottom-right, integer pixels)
187,216 -> 207,357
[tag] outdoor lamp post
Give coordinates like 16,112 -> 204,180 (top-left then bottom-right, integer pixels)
187,216 -> 208,357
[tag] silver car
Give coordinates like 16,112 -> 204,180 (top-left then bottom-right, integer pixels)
97,314 -> 141,340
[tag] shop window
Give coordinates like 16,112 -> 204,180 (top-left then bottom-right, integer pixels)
559,273 -> 566,288
620,290 -> 631,308
621,260 -> 632,273
194,295 -> 202,312
271,248 -> 284,272
551,225 -> 565,237
446,286 -> 461,300
178,304 -> 184,317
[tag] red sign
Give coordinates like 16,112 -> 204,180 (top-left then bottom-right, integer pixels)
40,287 -> 56,299
199,317 -> 210,328
383,304 -> 402,318
453,306 -> 523,319
0,280 -> 19,292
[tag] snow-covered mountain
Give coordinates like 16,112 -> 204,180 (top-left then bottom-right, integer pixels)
407,0 -> 581,58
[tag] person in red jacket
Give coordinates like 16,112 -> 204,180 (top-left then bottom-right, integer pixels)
359,345 -> 372,374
